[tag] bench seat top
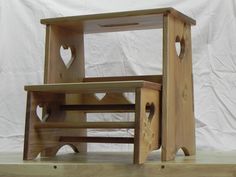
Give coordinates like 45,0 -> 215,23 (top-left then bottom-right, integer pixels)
25,80 -> 161,93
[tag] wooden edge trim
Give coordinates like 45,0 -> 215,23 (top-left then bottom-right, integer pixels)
40,7 -> 195,26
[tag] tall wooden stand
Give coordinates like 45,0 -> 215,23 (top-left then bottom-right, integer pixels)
23,7 -> 196,164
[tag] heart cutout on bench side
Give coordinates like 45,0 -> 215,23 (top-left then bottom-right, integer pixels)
175,36 -> 185,60
60,45 -> 75,69
36,105 -> 43,120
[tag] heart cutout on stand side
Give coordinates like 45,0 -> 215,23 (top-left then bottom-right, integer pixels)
60,45 -> 75,69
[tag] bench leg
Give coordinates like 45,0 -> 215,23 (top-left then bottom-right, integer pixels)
23,92 -> 85,160
23,92 -> 45,160
133,88 -> 161,164
162,13 -> 196,161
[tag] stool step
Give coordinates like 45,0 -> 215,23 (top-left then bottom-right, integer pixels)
34,122 -> 135,129
60,104 -> 135,112
59,136 -> 134,144
24,80 -> 161,93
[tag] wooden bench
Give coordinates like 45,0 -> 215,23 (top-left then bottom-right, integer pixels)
23,7 -> 196,164
24,81 -> 161,164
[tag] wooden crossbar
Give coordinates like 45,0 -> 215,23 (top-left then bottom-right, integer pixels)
60,104 -> 136,112
59,136 -> 134,144
34,122 -> 135,129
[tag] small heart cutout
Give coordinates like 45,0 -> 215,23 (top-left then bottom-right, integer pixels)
60,45 -> 75,69
36,105 -> 43,120
94,93 -> 106,101
145,103 -> 154,121
175,36 -> 185,59
175,41 -> 181,57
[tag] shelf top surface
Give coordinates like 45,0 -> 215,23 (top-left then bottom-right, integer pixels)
25,80 -> 161,93
41,7 -> 196,33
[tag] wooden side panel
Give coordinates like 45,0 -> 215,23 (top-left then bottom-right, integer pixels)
43,25 -> 87,154
44,25 -> 84,83
162,14 -> 195,161
134,88 -> 161,164
23,92 -> 65,159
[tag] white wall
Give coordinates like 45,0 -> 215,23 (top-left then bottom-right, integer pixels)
0,0 -> 235,152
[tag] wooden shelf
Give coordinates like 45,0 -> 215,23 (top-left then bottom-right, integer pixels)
25,80 -> 161,93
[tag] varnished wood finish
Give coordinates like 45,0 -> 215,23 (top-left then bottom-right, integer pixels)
162,14 -> 195,160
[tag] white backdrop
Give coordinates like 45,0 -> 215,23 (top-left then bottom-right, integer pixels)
0,0 -> 236,152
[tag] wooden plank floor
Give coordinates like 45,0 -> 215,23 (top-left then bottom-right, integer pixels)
0,151 -> 235,177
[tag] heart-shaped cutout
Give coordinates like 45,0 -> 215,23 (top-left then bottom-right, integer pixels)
36,105 -> 43,120
36,105 -> 50,122
145,103 -> 155,121
175,36 -> 185,59
175,41 -> 181,57
60,45 -> 75,69
94,93 -> 106,101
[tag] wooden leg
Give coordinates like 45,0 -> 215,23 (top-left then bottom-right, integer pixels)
162,14 -> 196,161
24,91 -> 87,160
134,88 -> 161,164
23,92 -> 43,160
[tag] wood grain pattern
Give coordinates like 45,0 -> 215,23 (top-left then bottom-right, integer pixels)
134,88 -> 161,164
162,13 -> 195,161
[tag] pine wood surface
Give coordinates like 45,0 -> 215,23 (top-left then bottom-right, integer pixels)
0,151 -> 235,177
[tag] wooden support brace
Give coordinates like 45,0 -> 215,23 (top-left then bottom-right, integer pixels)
162,13 -> 195,161
134,88 -> 161,164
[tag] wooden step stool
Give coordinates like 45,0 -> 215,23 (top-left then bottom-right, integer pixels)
23,7 -> 196,164
24,81 -> 161,164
